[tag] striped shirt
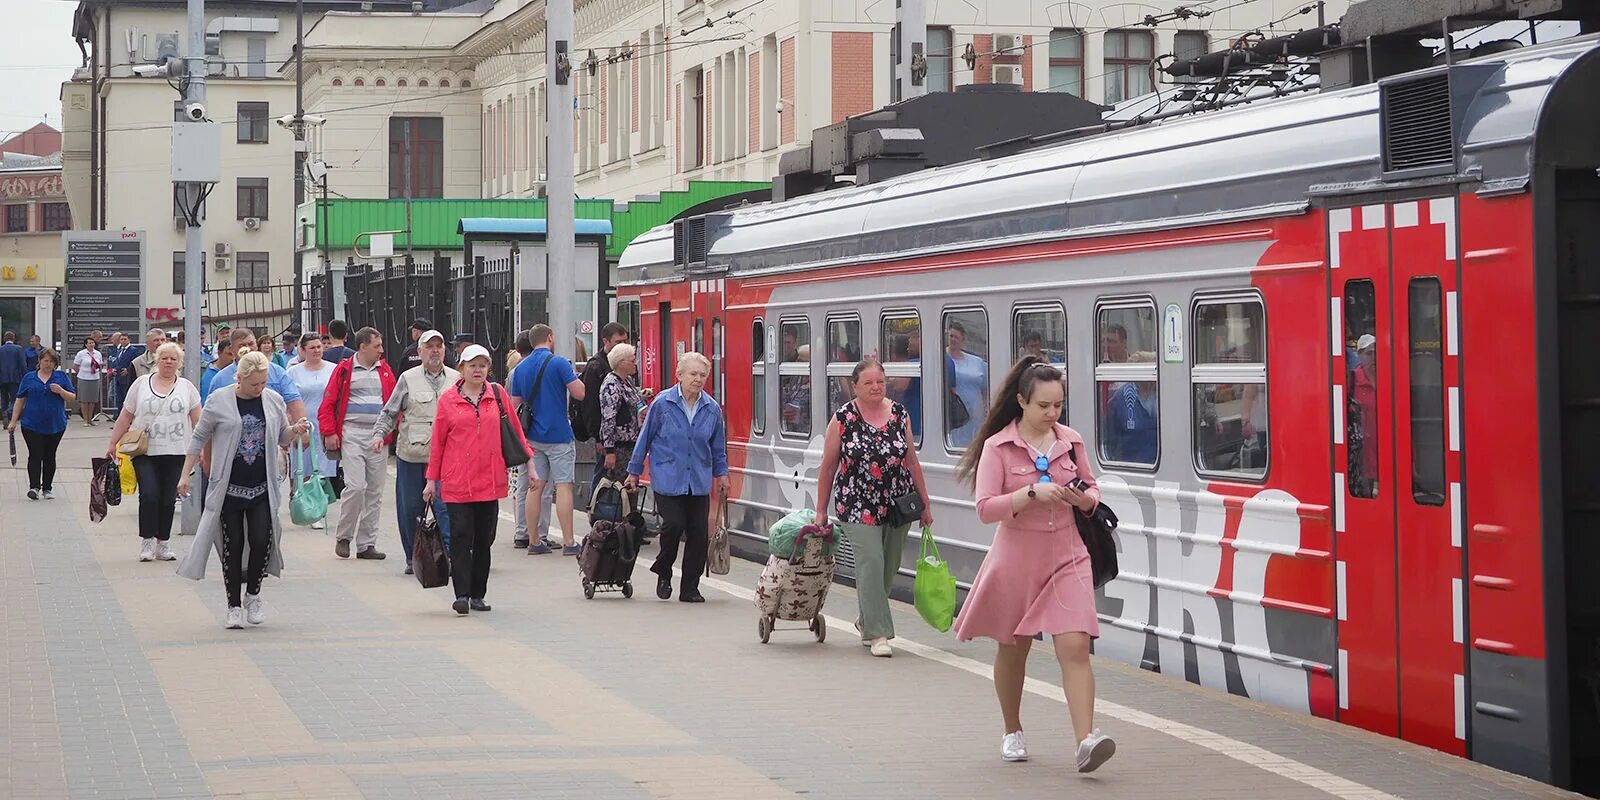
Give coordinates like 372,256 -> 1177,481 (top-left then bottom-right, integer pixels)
341,360 -> 385,439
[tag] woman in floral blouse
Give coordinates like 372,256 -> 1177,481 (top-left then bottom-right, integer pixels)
815,357 -> 934,657
598,343 -> 645,474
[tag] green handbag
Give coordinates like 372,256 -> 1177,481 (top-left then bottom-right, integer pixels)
289,443 -> 330,526
913,527 -> 957,632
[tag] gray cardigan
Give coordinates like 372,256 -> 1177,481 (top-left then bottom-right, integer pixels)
177,386 -> 296,581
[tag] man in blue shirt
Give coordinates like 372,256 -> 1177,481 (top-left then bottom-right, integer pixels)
199,336 -> 236,404
0,330 -> 27,422
509,323 -> 585,556
209,327 -> 308,427
321,319 -> 353,364
23,335 -> 43,372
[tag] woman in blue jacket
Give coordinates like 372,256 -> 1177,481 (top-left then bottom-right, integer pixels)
626,352 -> 729,604
6,348 -> 76,500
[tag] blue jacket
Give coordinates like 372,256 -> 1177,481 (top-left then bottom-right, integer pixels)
627,385 -> 728,497
0,342 -> 24,384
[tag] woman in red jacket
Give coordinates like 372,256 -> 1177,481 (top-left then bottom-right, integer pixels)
424,345 -> 531,615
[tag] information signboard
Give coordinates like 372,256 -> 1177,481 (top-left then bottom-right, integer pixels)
63,231 -> 145,346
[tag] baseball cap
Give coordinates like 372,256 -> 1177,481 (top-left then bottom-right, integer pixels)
1356,334 -> 1377,351
418,329 -> 445,345
410,319 -> 431,333
454,333 -> 475,344
458,344 -> 492,364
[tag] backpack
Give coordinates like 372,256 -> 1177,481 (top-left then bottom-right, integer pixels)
569,354 -> 609,442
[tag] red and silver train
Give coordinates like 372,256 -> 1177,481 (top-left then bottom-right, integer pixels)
615,34 -> 1600,790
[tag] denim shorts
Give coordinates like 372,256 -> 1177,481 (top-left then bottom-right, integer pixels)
530,439 -> 577,484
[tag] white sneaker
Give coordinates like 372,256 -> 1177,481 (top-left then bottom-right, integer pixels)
310,519 -> 325,530
225,607 -> 245,629
138,538 -> 156,562
1076,729 -> 1116,773
870,640 -> 893,658
155,541 -> 176,561
1001,731 -> 1029,762
41,489 -> 55,500
244,593 -> 265,625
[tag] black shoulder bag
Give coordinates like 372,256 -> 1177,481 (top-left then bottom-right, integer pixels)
494,384 -> 531,467
518,352 -> 555,436
1068,445 -> 1121,589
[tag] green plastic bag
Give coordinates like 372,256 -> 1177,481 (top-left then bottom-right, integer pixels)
913,527 -> 956,632
768,508 -> 818,559
289,443 -> 330,526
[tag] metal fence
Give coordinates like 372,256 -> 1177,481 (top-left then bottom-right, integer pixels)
201,281 -> 298,342
336,254 -> 516,376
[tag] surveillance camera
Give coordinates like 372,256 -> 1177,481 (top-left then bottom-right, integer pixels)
302,114 -> 327,126
775,102 -> 785,114
183,102 -> 207,122
132,64 -> 164,77
275,113 -> 296,128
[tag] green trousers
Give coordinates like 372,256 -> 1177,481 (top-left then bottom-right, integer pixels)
839,521 -> 912,641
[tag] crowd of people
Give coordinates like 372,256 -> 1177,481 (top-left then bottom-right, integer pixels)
6,317 -> 1119,772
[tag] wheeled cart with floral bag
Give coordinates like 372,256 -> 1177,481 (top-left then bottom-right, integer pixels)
753,522 -> 836,643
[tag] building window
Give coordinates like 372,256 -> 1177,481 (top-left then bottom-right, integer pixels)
1174,30 -> 1208,62
1104,29 -> 1155,104
778,317 -> 811,437
246,38 -> 267,78
171,251 -> 206,294
826,315 -> 862,412
943,308 -> 989,451
1048,29 -> 1085,95
236,178 -> 268,220
1096,299 -> 1159,467
40,203 -> 71,232
237,102 -> 269,144
751,318 -> 766,435
237,252 -> 269,292
1192,295 -> 1268,479
880,311 -> 923,444
927,27 -> 954,93
388,117 -> 444,199
687,67 -> 706,168
3,205 -> 25,233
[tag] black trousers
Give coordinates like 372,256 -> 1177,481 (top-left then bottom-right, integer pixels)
131,454 -> 185,540
447,500 -> 498,601
651,493 -> 710,596
0,382 -> 17,419
220,499 -> 273,606
20,428 -> 63,491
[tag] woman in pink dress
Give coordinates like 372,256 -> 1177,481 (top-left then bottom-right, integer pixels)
953,356 -> 1116,772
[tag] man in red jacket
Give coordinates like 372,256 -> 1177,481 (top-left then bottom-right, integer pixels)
318,327 -> 397,560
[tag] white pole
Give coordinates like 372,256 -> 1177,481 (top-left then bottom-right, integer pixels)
546,0 -> 575,360
897,0 -> 928,99
180,0 -> 207,382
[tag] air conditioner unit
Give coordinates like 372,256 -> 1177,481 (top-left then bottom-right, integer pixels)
992,64 -> 1021,85
214,241 -> 232,257
993,33 -> 1025,54
243,217 -> 262,231
213,256 -> 232,272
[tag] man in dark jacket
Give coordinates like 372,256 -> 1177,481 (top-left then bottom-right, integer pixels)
0,331 -> 26,421
572,323 -> 630,485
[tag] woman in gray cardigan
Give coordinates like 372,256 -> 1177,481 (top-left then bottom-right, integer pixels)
177,352 -> 310,629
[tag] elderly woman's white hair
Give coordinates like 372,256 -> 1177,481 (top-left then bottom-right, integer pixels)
676,351 -> 711,374
235,350 -> 271,380
607,342 -> 637,370
155,341 -> 184,360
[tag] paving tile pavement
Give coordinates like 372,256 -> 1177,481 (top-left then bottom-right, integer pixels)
0,423 -> 1587,800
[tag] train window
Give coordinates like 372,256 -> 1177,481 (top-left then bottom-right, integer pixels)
943,307 -> 990,451
826,315 -> 862,412
711,316 -> 723,401
1014,304 -> 1068,421
1345,280 -> 1379,499
880,311 -> 923,445
615,300 -> 641,343
751,318 -> 765,435
778,317 -> 812,437
1192,296 -> 1268,479
1408,278 -> 1446,506
693,319 -> 705,357
1096,300 -> 1159,468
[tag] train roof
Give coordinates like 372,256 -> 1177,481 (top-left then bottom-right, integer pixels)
618,33 -> 1600,282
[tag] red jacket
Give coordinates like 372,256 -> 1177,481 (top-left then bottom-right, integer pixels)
426,381 -> 530,503
317,356 -> 398,441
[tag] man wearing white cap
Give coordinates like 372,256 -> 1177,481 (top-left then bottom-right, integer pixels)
372,329 -> 458,574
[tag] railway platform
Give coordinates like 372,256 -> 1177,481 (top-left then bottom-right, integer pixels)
1,424 -> 1584,800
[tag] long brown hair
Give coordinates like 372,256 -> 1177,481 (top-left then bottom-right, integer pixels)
955,355 -> 1065,487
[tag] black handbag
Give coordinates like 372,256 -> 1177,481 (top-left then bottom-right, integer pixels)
493,384 -> 531,468
1068,447 -> 1119,588
887,492 -> 925,527
412,506 -> 451,589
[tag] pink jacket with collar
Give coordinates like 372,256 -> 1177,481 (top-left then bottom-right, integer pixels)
974,421 -> 1100,532
426,381 -> 531,504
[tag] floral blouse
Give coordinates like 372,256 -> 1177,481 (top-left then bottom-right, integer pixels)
830,400 -> 915,526
598,371 -> 643,452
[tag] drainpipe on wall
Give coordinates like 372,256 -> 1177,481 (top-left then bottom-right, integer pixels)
88,4 -> 99,229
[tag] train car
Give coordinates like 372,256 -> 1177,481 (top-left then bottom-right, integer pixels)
615,35 -> 1600,791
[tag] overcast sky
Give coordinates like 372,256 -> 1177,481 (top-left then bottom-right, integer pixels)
0,0 -> 83,139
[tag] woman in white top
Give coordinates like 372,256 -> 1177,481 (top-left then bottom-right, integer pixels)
286,332 -> 338,527
72,336 -> 106,426
105,342 -> 202,562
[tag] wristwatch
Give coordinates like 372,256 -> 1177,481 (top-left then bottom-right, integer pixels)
1026,484 -> 1037,499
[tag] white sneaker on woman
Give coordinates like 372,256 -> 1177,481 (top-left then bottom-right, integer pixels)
869,640 -> 893,657
155,541 -> 176,561
138,538 -> 156,562
244,593 -> 265,625
1001,731 -> 1029,762
224,607 -> 245,629
1076,729 -> 1116,773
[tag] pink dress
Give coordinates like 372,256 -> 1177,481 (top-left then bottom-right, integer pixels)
953,422 -> 1102,644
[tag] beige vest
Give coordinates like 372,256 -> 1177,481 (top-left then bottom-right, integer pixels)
395,364 -> 459,462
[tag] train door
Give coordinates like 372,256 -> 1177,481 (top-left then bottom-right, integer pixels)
689,278 -> 726,399
1329,198 -> 1466,756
